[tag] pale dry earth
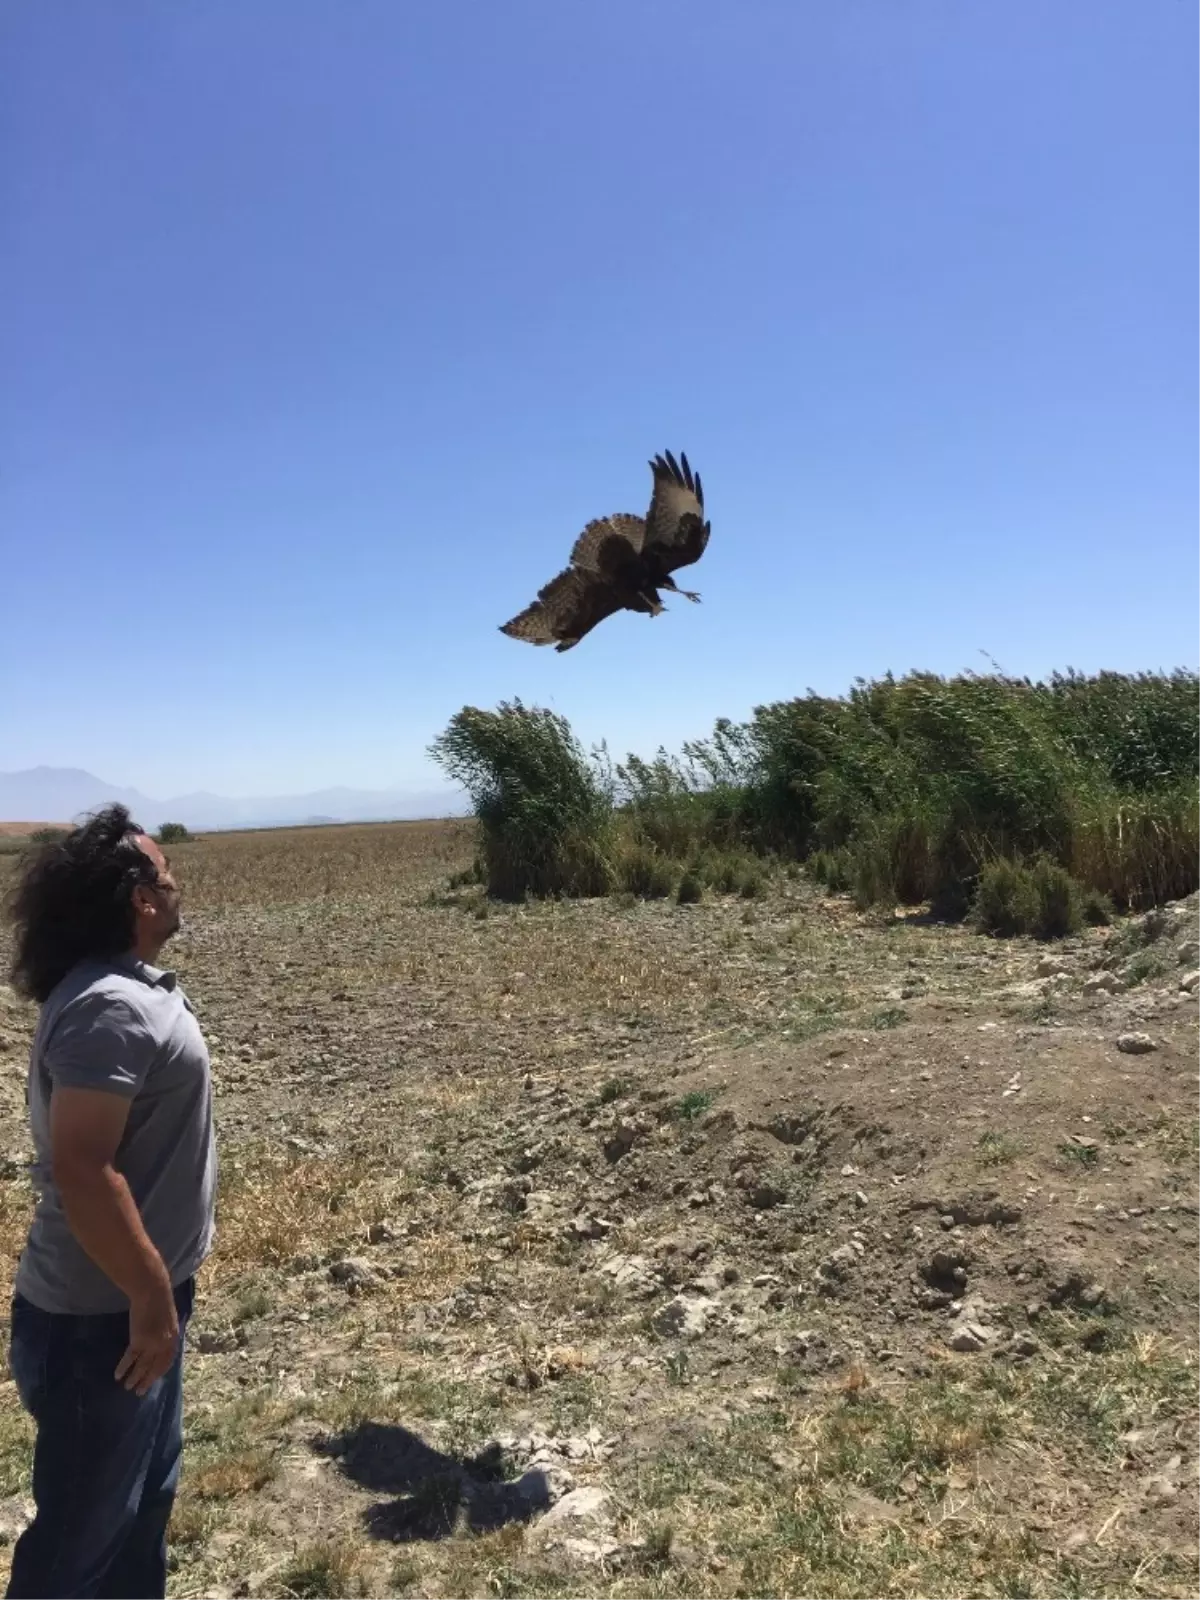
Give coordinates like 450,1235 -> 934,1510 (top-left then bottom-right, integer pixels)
0,822 -> 1196,1598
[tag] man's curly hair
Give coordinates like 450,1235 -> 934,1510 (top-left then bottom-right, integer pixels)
6,804 -> 159,1002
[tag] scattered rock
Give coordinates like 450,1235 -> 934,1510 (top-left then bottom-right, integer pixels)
1116,1032 -> 1157,1055
913,1192 -> 1023,1227
923,1249 -> 969,1291
568,1213 -> 615,1240
530,1486 -> 614,1547
915,1285 -> 955,1310
947,1321 -> 994,1353
524,1191 -> 562,1224
1179,970 -> 1199,994
597,1253 -> 659,1297
192,1327 -> 240,1354
820,1244 -> 859,1282
1083,974 -> 1120,997
602,1121 -> 644,1163
328,1257 -> 379,1290
1042,1265 -> 1107,1310
1062,1133 -> 1100,1156
653,1294 -> 714,1339
554,1535 -> 623,1565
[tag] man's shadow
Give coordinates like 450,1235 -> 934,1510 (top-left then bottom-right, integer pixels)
314,1421 -> 553,1543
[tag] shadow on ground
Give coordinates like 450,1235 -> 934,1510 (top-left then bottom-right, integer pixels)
315,1421 -> 552,1542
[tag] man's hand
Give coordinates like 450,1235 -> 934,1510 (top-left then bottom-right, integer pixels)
116,1280 -> 180,1395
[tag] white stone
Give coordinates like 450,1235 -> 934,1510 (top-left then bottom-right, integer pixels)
947,1321 -> 993,1353
1083,974 -> 1119,997
597,1253 -> 658,1297
653,1294 -> 713,1338
534,1486 -> 613,1533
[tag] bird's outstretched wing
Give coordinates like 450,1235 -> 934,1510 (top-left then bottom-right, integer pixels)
499,565 -> 625,652
569,512 -> 646,573
644,450 -> 710,574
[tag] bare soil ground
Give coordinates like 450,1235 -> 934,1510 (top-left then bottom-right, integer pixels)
0,821 -> 1196,1598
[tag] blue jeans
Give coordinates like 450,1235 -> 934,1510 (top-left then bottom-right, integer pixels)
5,1279 -> 194,1600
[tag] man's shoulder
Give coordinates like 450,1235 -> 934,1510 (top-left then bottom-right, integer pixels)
42,961 -> 162,1036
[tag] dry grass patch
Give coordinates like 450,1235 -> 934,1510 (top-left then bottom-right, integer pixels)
167,1497 -> 214,1551
189,1445 -> 279,1501
278,1536 -> 373,1599
206,1143 -> 415,1281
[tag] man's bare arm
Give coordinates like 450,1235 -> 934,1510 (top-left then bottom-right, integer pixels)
50,1087 -> 179,1394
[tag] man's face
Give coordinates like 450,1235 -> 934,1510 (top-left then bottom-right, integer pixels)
133,834 -> 182,944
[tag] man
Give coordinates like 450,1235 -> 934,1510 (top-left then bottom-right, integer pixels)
4,804 -> 216,1599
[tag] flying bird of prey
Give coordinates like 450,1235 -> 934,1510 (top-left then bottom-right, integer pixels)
500,450 -> 711,651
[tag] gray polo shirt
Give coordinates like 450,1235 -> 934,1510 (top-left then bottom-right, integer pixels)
15,954 -> 216,1314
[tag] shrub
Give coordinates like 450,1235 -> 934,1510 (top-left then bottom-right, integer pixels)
1081,887 -> 1115,926
703,852 -> 742,894
849,842 -> 888,913
1028,856 -> 1083,940
157,822 -> 192,844
972,856 -> 1085,940
674,1090 -> 716,1120
738,866 -> 765,899
808,849 -> 852,893
973,860 -> 1039,937
675,871 -> 704,905
429,702 -> 614,900
692,849 -> 762,895
615,842 -> 676,899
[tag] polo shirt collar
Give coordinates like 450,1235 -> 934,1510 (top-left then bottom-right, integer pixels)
113,952 -> 178,991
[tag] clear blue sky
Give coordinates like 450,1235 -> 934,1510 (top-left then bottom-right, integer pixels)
3,1 -> 1196,799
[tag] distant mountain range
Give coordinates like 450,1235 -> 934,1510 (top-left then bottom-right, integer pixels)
0,767 -> 465,833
